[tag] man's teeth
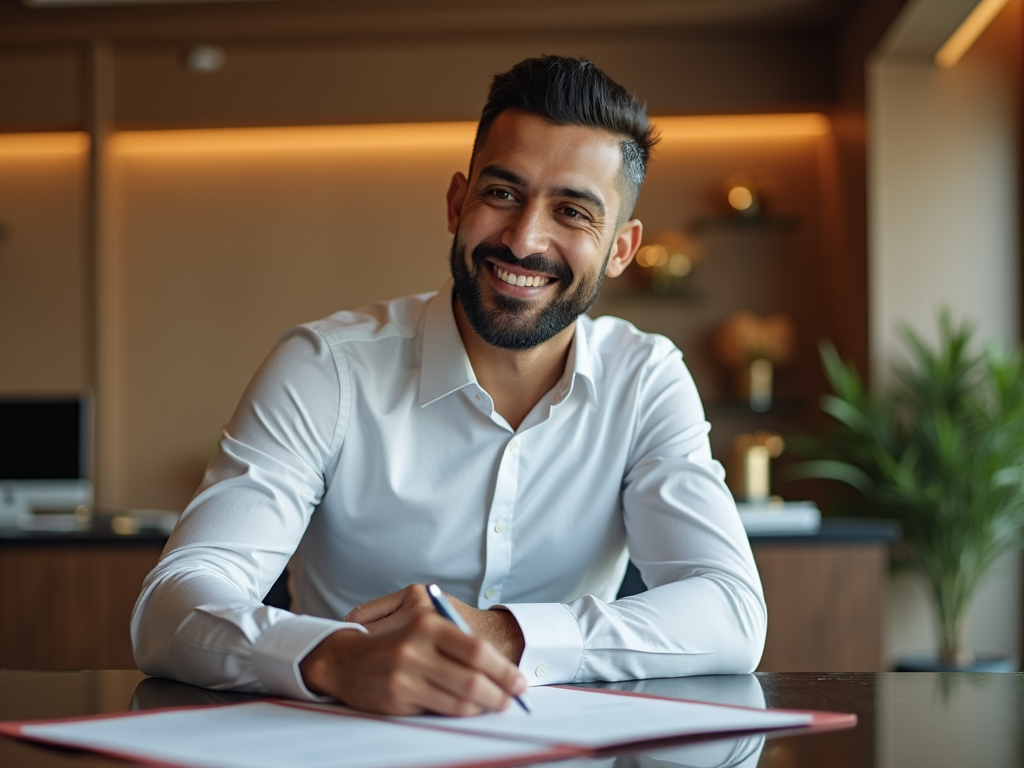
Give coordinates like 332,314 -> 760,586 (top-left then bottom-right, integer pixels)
494,266 -> 551,288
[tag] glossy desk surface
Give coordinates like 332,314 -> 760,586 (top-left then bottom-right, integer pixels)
1,669 -> 1020,768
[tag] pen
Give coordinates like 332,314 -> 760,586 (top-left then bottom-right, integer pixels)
426,583 -> 531,714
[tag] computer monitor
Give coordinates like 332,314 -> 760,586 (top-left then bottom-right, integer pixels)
0,395 -> 93,523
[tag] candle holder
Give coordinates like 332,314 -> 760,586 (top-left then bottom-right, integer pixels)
731,432 -> 785,503
714,311 -> 796,410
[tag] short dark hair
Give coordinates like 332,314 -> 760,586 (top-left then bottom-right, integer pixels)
473,55 -> 658,222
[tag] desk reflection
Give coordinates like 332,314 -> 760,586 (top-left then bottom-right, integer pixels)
131,676 -> 261,710
557,676 -> 765,768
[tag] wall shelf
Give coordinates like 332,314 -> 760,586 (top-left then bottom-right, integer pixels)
689,214 -> 800,233
600,285 -> 707,305
705,398 -> 808,415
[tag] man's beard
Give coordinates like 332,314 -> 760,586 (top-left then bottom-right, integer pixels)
449,238 -> 609,351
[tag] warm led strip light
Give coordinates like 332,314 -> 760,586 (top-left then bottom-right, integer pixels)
109,113 -> 830,155
935,0 -> 1012,69
654,113 -> 830,140
110,122 -> 479,154
0,132 -> 89,156
0,116 -> 828,159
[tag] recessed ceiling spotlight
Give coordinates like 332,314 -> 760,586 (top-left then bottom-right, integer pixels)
184,45 -> 226,74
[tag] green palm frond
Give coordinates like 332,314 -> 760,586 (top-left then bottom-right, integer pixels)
792,312 -> 1024,662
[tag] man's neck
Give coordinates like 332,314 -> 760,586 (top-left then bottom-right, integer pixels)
452,297 -> 574,431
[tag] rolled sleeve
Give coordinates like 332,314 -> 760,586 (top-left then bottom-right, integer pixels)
498,602 -> 584,685
252,617 -> 367,701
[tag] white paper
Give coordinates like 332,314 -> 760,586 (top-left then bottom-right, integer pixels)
18,701 -> 557,768
388,686 -> 812,748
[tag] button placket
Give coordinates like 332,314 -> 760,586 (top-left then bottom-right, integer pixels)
478,435 -> 521,607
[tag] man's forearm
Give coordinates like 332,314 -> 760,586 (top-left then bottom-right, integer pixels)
464,608 -> 525,665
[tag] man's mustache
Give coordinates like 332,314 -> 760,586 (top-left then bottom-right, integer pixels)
470,242 -> 573,285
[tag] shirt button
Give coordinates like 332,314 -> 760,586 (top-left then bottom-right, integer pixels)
535,664 -> 548,678
493,521 -> 505,534
484,588 -> 496,599
509,438 -> 519,450
475,394 -> 481,401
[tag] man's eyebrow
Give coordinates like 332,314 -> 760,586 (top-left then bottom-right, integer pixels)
553,186 -> 606,218
478,165 -> 527,187
479,165 -> 607,218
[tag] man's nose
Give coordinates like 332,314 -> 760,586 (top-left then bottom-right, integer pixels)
501,205 -> 550,259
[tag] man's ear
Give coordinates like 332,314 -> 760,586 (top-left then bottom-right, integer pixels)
604,219 -> 643,278
446,172 -> 468,235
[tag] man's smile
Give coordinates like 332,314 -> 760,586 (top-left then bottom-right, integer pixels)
490,262 -> 554,289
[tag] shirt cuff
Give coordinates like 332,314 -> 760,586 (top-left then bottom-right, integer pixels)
497,602 -> 584,686
252,615 -> 367,701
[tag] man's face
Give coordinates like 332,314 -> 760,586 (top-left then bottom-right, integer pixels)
446,110 -> 640,351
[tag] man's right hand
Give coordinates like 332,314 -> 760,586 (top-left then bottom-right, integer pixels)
298,615 -> 527,716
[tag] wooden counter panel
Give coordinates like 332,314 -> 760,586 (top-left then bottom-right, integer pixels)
753,543 -> 885,672
2,540 -> 887,672
0,544 -> 163,670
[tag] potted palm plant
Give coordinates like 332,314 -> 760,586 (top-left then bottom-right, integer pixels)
792,313 -> 1024,669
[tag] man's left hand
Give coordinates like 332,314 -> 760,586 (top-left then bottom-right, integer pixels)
345,585 -> 526,664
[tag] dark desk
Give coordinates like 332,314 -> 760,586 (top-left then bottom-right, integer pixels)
2,669 -> 1019,767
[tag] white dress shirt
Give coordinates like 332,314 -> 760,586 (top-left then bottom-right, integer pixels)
132,281 -> 766,700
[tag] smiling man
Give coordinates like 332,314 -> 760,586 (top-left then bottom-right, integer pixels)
132,56 -> 766,717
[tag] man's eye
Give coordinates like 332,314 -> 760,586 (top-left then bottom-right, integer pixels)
490,189 -> 515,201
560,207 -> 586,220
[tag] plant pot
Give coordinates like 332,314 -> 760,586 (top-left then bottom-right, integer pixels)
894,654 -> 1018,672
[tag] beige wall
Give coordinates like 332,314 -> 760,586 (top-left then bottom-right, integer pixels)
111,133 -> 463,508
0,134 -> 88,394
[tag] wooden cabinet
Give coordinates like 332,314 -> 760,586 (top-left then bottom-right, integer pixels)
0,541 -> 164,669
618,521 -> 895,673
1,523 -> 891,672
753,541 -> 887,672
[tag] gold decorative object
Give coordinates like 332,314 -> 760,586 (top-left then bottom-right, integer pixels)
633,229 -> 702,294
714,311 -> 796,411
731,432 -> 785,503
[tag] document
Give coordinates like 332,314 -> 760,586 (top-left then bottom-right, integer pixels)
1,685 -> 855,768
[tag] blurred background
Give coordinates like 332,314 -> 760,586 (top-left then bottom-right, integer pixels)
0,0 -> 1020,675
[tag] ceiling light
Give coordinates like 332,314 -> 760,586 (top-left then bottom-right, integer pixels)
184,45 -> 226,74
935,0 -> 1012,68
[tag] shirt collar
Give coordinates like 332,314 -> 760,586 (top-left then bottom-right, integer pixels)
418,279 -> 599,409
568,316 -> 600,408
419,280 -> 477,407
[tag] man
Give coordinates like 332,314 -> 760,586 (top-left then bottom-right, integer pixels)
132,55 -> 765,717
